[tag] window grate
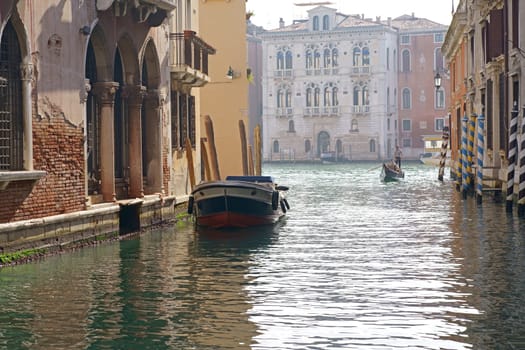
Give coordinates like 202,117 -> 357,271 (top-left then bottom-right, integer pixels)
0,21 -> 23,171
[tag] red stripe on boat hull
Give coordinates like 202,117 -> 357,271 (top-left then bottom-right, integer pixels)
196,211 -> 283,229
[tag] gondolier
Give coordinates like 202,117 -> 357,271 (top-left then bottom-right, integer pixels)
394,146 -> 402,168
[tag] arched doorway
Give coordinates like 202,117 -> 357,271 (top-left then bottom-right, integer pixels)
141,40 -> 162,195
317,131 -> 330,157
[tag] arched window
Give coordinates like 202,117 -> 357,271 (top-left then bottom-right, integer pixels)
323,15 -> 329,30
273,140 -> 279,153
323,48 -> 331,68
306,50 -> 313,69
402,49 -> 411,72
314,87 -> 320,106
362,47 -> 370,65
313,16 -> 319,31
353,86 -> 360,105
332,48 -> 338,67
277,47 -> 292,71
332,87 -> 338,106
306,86 -> 312,107
0,20 -> 24,170
434,47 -> 444,72
277,51 -> 284,70
285,88 -> 292,107
353,47 -> 361,66
324,86 -> 332,106
362,86 -> 369,105
305,139 -> 311,153
369,139 -> 376,153
285,50 -> 293,69
277,89 -> 284,108
402,88 -> 411,109
336,139 -> 342,153
288,120 -> 295,132
314,50 -> 321,68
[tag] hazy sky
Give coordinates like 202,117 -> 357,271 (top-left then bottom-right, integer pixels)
247,0 -> 454,29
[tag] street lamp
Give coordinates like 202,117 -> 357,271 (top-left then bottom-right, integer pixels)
434,72 -> 442,90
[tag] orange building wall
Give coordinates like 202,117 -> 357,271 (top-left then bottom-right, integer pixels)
198,0 -> 249,178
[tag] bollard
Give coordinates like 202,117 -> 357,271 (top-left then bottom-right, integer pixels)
518,106 -> 525,216
476,114 -> 484,204
461,115 -> 470,198
507,102 -> 518,212
438,126 -> 449,181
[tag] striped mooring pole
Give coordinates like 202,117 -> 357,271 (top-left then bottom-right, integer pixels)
518,105 -> 525,216
461,115 -> 470,198
438,126 -> 449,181
507,102 -> 519,212
455,123 -> 463,192
476,114 -> 484,204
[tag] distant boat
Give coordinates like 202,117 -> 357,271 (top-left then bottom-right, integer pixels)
188,175 -> 289,229
420,135 -> 450,166
380,162 -> 405,182
419,152 -> 451,166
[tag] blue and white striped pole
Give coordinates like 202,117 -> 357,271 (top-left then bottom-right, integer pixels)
507,102 -> 518,212
476,114 -> 484,204
518,105 -> 525,216
461,115 -> 469,198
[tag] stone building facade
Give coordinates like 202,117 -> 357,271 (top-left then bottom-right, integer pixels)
0,0 -> 219,252
443,0 -> 524,199
260,6 -> 450,162
261,6 -> 399,162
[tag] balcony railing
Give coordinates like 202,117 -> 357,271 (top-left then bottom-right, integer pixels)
353,105 -> 370,113
351,66 -> 370,75
304,106 -> 339,117
170,30 -> 216,87
274,69 -> 293,79
276,107 -> 293,117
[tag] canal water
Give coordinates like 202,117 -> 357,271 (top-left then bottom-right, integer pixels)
1,163 -> 525,349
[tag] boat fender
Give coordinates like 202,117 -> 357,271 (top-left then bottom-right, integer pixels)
283,197 -> 290,210
280,199 -> 287,213
272,191 -> 279,210
187,195 -> 194,214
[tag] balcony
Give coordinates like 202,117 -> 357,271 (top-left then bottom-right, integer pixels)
276,107 -> 293,117
351,66 -> 370,75
274,69 -> 293,79
353,105 -> 370,114
170,30 -> 216,88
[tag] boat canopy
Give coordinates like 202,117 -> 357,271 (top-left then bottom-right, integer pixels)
226,175 -> 274,183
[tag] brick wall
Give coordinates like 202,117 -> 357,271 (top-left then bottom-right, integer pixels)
0,109 -> 85,223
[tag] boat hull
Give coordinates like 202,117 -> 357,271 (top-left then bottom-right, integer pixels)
381,163 -> 405,182
189,178 -> 286,229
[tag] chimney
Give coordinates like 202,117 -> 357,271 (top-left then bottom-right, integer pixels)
412,12 -> 415,18
279,17 -> 284,28
376,16 -> 381,23
387,17 -> 391,27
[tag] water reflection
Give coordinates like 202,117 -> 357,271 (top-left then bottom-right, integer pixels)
1,163 -> 525,349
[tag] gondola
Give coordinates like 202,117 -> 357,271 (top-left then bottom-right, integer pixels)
380,161 -> 405,182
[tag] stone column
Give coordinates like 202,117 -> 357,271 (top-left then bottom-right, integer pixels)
144,90 -> 164,195
122,85 -> 146,198
93,81 -> 119,202
20,63 -> 33,170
